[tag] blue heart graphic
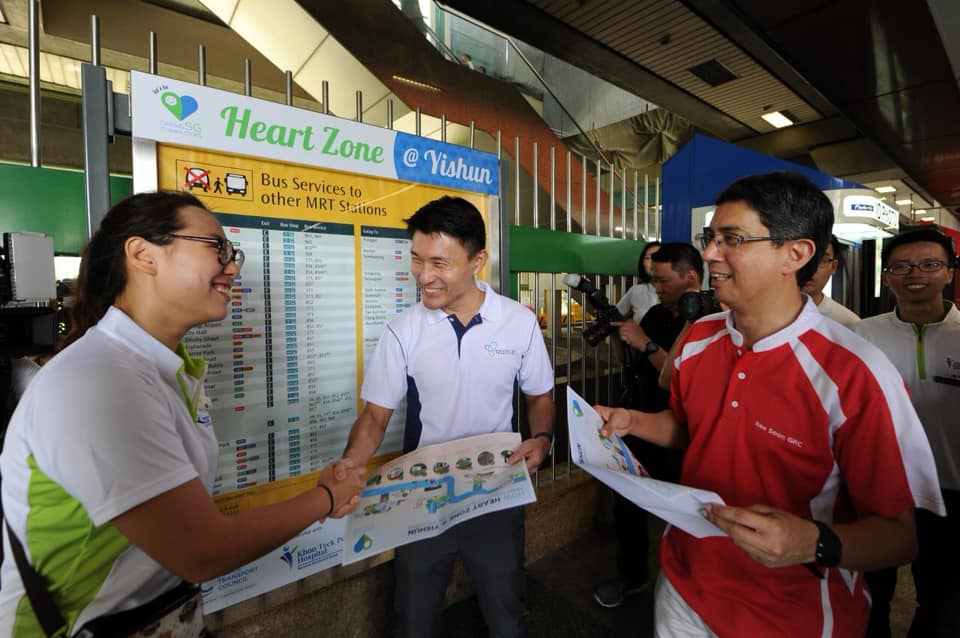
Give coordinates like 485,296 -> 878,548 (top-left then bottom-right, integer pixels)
178,95 -> 198,120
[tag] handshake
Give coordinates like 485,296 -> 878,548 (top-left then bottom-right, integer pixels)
313,458 -> 367,520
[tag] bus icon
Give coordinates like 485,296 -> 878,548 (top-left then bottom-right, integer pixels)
225,173 -> 248,196
183,166 -> 210,192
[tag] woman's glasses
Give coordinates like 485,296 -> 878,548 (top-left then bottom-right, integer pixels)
167,234 -> 245,269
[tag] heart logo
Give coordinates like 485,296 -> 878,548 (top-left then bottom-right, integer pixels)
160,91 -> 198,121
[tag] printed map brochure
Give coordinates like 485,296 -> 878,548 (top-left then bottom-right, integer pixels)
342,432 -> 536,564
566,385 -> 726,538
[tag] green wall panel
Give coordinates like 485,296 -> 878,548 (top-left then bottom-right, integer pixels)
509,225 -> 648,276
0,163 -> 132,254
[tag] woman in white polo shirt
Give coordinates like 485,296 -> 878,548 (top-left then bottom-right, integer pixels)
0,192 -> 363,636
616,241 -> 661,323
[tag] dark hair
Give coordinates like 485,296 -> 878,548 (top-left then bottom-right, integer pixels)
637,241 -> 661,283
715,171 -> 832,286
881,227 -> 957,267
404,196 -> 486,257
650,242 -> 703,283
61,191 -> 204,350
827,234 -> 845,272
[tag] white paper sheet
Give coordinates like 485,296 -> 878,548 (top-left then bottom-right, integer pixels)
566,386 -> 726,538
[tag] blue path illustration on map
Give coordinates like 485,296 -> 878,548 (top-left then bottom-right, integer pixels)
361,474 -> 524,513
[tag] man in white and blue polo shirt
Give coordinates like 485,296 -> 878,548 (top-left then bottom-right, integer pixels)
340,196 -> 555,638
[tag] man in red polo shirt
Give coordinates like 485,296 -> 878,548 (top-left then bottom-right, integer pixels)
595,172 -> 944,637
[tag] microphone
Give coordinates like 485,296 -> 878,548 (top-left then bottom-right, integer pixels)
563,273 -> 586,291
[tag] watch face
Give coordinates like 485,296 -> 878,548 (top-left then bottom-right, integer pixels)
644,341 -> 658,354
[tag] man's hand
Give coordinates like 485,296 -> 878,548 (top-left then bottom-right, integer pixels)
703,504 -> 819,568
508,435 -> 551,473
595,404 -> 634,439
611,320 -> 649,350
318,458 -> 365,519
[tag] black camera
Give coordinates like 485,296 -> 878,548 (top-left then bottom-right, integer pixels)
678,290 -> 722,322
564,274 -> 627,347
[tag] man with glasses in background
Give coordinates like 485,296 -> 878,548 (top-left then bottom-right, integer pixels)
802,234 -> 859,327
853,228 -> 959,638
593,172 -> 944,637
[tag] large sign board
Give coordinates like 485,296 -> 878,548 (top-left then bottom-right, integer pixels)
131,72 -> 500,611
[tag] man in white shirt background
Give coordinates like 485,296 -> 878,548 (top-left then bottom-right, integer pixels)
801,234 -> 860,327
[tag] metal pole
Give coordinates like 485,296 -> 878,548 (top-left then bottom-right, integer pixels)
81,62 -> 111,235
532,142 -> 539,228
608,165 -> 614,237
386,100 -> 394,130
644,173 -> 650,238
514,137 -> 521,226
415,107 -> 421,136
550,272 -> 557,482
28,0 -> 41,167
595,160 -> 601,236
355,90 -> 363,122
149,32 -> 158,75
198,44 -> 207,86
469,120 -> 475,149
322,81 -> 330,115
581,155 -> 587,234
440,114 -> 447,143
655,176 -> 661,240
633,171 -> 639,241
566,151 -> 572,233
285,71 -> 293,106
621,170 -> 627,239
549,147 -> 556,231
244,59 -> 252,96
90,15 -> 101,66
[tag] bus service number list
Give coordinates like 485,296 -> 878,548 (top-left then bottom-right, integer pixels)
185,215 -> 416,495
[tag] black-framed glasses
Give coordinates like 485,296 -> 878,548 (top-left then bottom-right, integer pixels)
882,260 -> 947,276
167,234 -> 245,269
696,229 -> 780,251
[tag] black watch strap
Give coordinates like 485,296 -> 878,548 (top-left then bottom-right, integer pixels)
813,521 -> 842,568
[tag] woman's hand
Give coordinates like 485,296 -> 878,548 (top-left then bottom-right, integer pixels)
316,458 -> 364,519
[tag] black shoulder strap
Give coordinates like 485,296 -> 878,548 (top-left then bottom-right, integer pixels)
4,520 -> 67,637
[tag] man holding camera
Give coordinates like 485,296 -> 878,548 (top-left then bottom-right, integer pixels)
595,172 -> 943,637
592,243 -> 701,608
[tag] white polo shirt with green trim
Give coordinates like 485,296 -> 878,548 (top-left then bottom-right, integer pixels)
0,306 -> 218,636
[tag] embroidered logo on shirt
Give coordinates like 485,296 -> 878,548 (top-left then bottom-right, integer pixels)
196,410 -> 213,428
484,341 -> 516,357
754,420 -> 805,449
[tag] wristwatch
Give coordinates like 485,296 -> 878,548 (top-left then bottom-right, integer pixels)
642,340 -> 659,355
534,431 -> 555,457
813,521 -> 842,568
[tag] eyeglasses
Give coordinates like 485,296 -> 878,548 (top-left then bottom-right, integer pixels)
167,234 -> 245,269
696,230 -> 780,251
882,260 -> 947,276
